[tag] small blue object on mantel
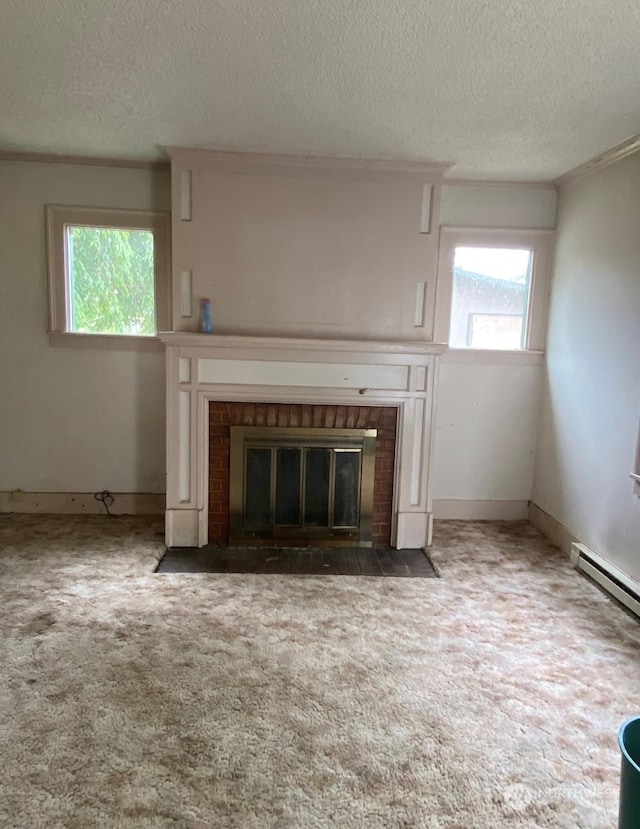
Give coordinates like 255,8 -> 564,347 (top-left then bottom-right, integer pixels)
201,297 -> 213,334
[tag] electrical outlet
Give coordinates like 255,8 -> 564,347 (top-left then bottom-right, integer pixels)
11,489 -> 23,502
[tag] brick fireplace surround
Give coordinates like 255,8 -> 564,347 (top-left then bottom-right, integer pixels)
160,333 -> 445,550
208,402 -> 398,546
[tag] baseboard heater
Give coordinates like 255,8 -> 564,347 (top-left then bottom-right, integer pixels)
571,543 -> 640,619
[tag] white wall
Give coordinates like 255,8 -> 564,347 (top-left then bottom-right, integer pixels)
0,164 -> 558,519
433,361 -> 542,515
440,183 -> 557,229
0,160 -> 170,497
433,184 -> 556,517
171,151 -> 443,341
532,154 -> 640,580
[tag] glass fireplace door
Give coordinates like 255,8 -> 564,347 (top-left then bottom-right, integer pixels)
230,427 -> 377,547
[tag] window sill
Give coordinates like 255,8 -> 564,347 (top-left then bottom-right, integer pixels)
440,348 -> 545,366
48,332 -> 165,352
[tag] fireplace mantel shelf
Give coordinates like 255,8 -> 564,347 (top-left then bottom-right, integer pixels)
159,332 -> 448,357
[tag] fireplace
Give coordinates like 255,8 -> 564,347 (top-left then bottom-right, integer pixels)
160,333 -> 445,549
229,426 -> 377,546
209,402 -> 398,546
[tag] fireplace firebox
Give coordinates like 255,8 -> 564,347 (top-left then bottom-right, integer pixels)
229,426 -> 377,546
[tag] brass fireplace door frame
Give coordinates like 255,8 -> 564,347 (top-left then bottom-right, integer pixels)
229,426 -> 377,547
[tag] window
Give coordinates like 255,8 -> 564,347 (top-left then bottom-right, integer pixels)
46,206 -> 170,348
434,228 -> 553,353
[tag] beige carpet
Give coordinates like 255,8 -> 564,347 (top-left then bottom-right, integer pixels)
0,516 -> 638,828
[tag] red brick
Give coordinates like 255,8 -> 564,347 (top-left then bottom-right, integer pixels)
210,469 -> 229,481
345,407 -> 358,429
300,406 -> 312,427
267,404 -> 278,426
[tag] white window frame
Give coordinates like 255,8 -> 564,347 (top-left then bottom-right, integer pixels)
434,226 -> 554,356
46,205 -> 171,350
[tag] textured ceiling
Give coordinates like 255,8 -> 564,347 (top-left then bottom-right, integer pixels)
2,0 -> 640,179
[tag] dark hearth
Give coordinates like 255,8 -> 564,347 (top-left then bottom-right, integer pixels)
155,545 -> 437,577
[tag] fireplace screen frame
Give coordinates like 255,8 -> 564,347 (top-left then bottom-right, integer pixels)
229,426 -> 377,547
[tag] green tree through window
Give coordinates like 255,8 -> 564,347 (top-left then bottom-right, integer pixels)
67,226 -> 156,335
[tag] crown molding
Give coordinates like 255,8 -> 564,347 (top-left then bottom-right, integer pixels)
555,134 -> 640,187
0,149 -> 169,171
164,146 -> 451,177
442,178 -> 557,190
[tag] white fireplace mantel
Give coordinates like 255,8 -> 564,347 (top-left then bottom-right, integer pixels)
160,332 -> 446,549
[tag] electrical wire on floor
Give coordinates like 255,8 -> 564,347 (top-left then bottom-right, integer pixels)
95,490 -> 115,515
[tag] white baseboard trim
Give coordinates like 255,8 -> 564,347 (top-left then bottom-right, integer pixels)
528,502 -> 579,556
531,503 -> 640,616
571,542 -> 640,618
0,491 -> 165,515
432,499 -> 529,520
